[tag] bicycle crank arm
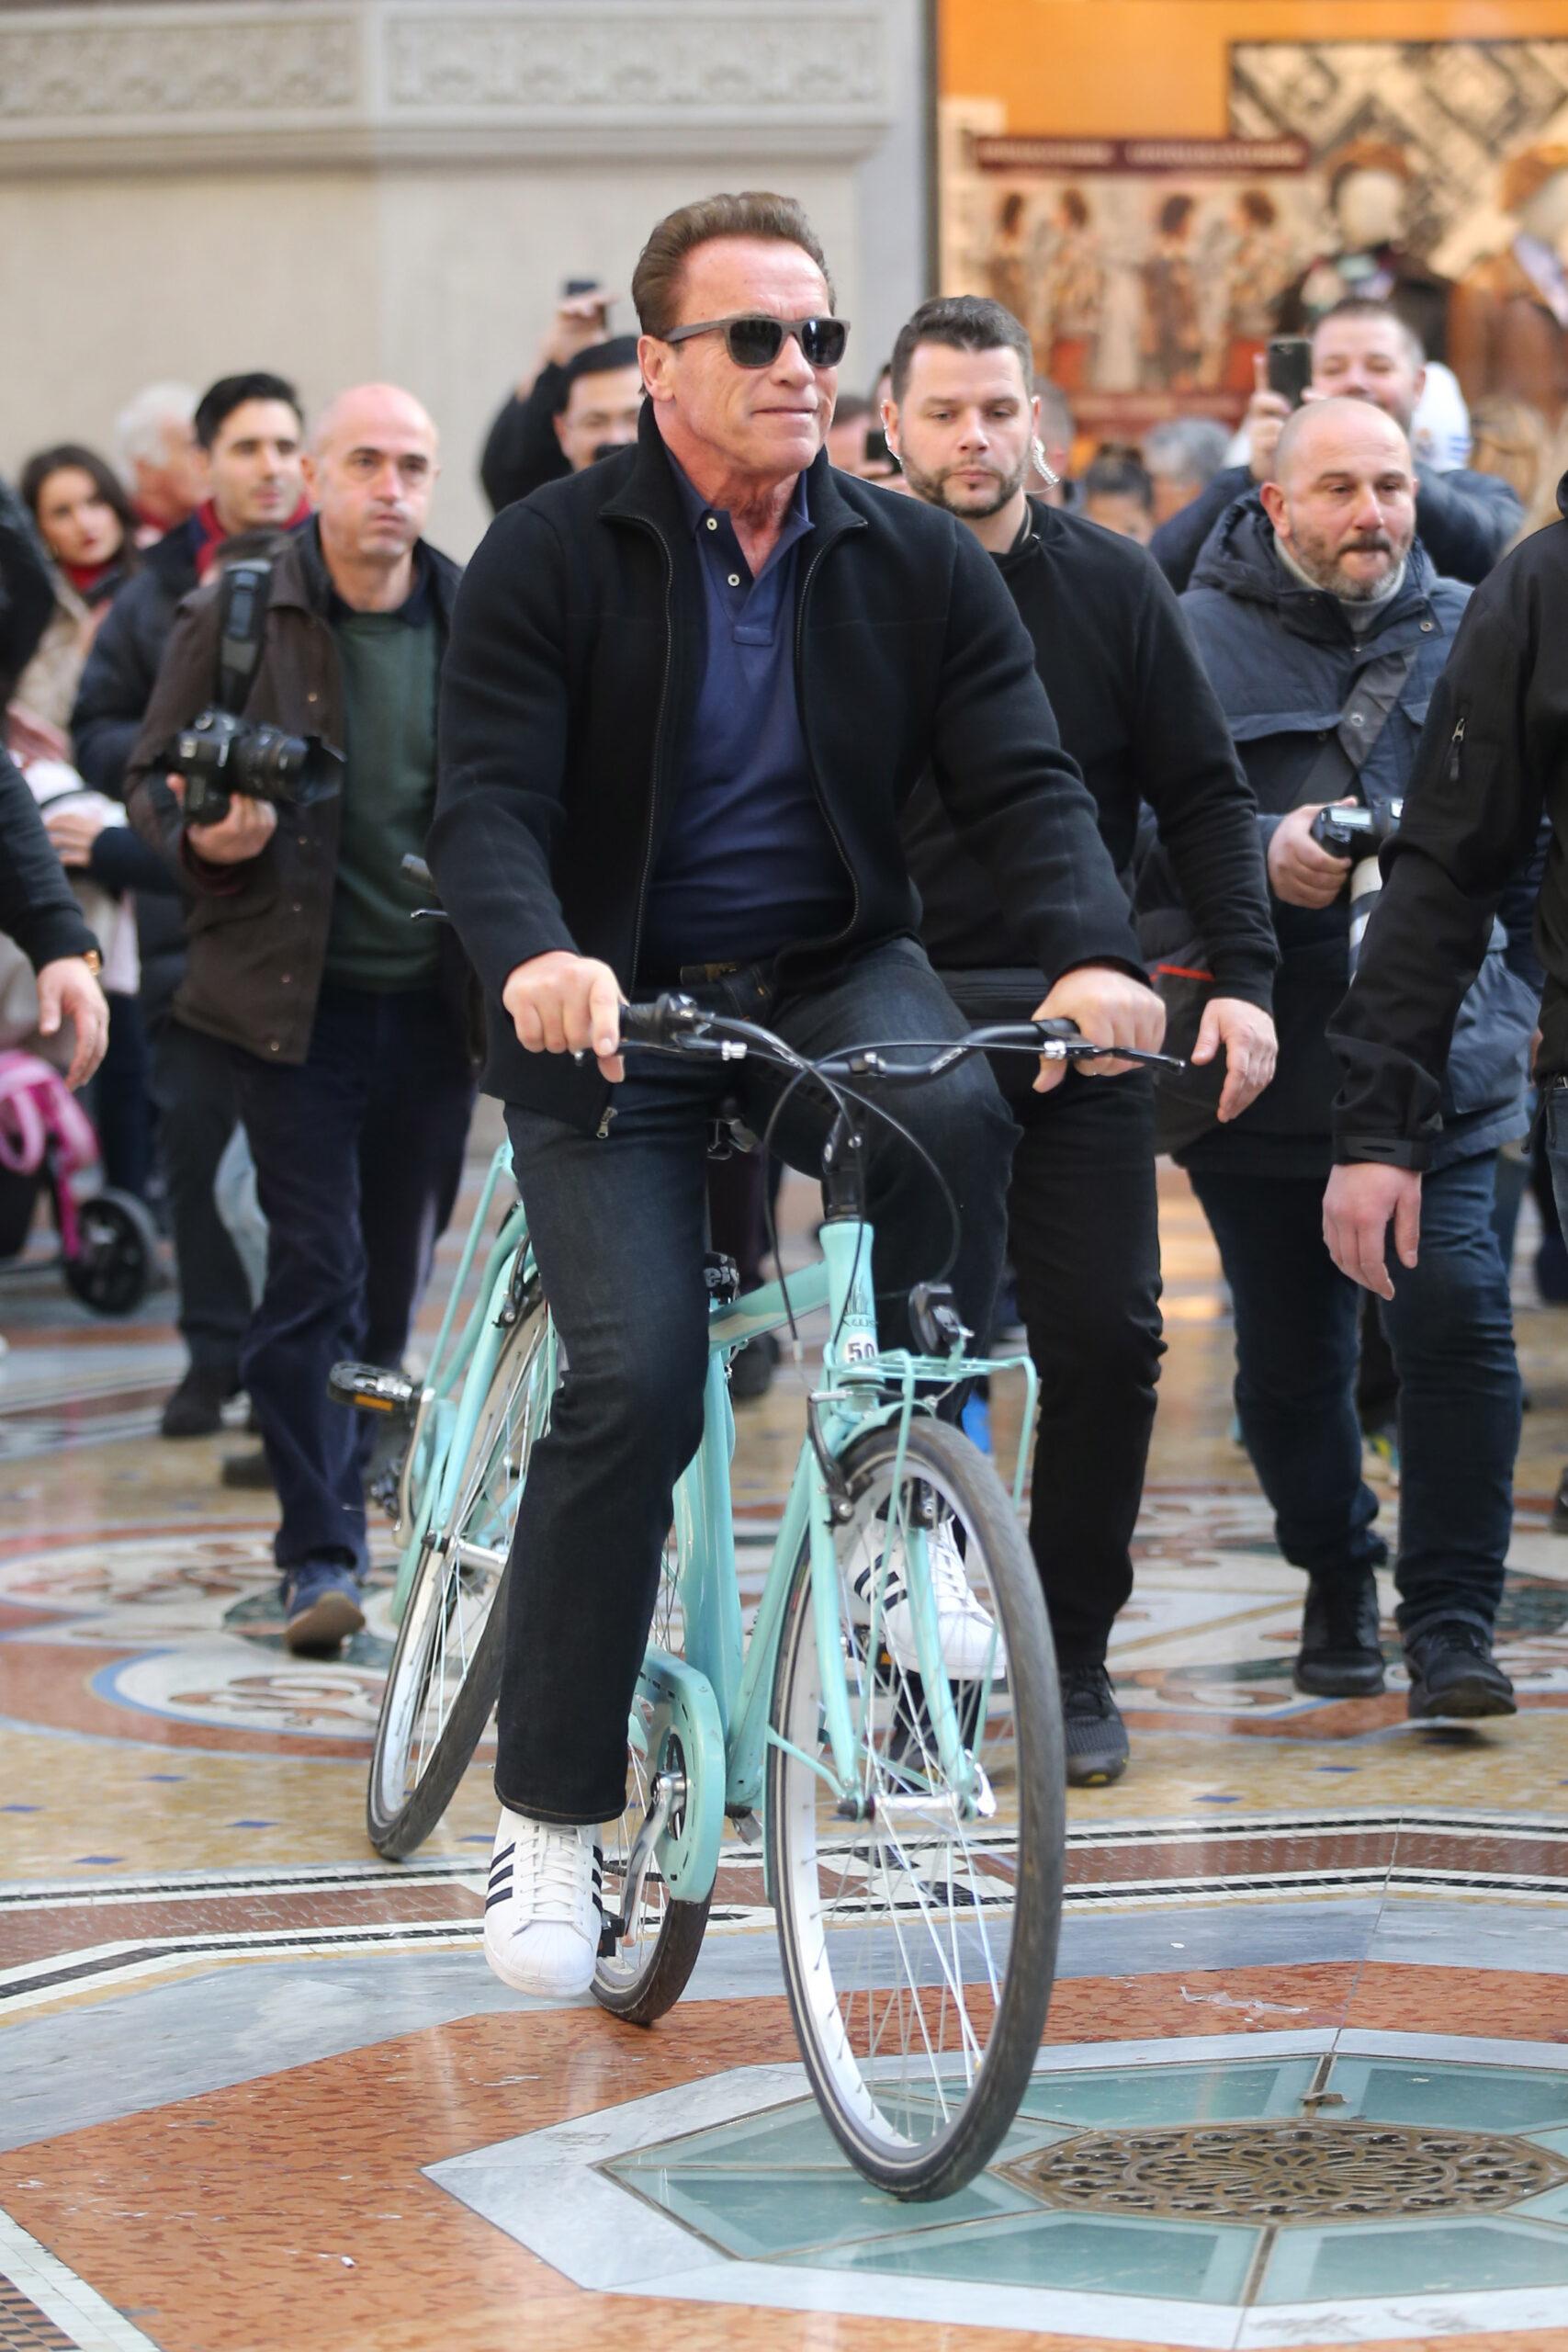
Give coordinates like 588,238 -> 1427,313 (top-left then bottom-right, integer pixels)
603,1770 -> 684,1945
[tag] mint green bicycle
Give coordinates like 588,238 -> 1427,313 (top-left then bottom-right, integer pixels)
581,992 -> 1179,2198
341,987 -> 1178,2197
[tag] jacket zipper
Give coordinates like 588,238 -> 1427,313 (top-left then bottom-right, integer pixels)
785,528 -> 862,965
602,514 -> 677,1138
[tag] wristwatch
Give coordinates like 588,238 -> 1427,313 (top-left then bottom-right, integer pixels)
80,949 -> 102,976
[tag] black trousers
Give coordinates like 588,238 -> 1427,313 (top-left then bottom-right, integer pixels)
231,985 -> 474,1572
496,941 -> 1018,1824
1004,1070 -> 1164,1668
148,1015 -> 253,1374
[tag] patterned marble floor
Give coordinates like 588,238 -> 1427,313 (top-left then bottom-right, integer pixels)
3,1148 -> 1568,2352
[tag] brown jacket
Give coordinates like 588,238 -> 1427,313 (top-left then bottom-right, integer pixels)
1451,246 -> 1568,424
126,519 -> 468,1065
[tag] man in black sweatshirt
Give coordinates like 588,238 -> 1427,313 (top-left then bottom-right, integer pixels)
1150,299 -> 1520,595
889,297 -> 1280,1783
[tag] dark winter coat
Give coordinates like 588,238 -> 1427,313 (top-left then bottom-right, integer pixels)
429,400 -> 1143,1125
125,522 -> 468,1066
1152,460 -> 1521,596
1178,498 -> 1537,1176
1331,475 -> 1568,1165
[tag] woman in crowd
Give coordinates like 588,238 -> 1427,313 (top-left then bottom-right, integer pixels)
11,445 -> 152,1199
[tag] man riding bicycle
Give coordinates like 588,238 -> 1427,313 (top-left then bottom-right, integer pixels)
431,191 -> 1165,2002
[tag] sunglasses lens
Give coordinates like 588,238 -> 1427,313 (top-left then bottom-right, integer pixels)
726,317 -> 785,368
800,318 -> 848,368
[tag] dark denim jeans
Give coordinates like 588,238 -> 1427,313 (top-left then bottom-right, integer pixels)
1004,1070 -> 1164,1668
496,938 -> 1018,1825
1189,1152 -> 1518,1640
148,1015 -> 253,1374
231,985 -> 474,1574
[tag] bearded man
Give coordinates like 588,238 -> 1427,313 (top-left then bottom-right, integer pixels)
1177,397 -> 1538,1721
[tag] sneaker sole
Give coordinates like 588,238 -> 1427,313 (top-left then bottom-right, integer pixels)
284,1591 -> 366,1654
482,1929 -> 596,2000
1066,1752 -> 1128,1789
1407,1678 -> 1517,1722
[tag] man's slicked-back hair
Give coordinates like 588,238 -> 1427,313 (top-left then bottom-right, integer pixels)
889,296 -> 1032,404
193,372 -> 304,451
632,192 -> 834,338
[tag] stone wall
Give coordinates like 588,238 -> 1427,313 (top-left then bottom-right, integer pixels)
1,0 -> 928,554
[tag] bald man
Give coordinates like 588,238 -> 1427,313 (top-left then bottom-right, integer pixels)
1172,397 -> 1535,1720
128,383 -> 478,1654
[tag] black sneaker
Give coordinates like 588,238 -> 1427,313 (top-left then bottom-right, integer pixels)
1405,1623 -> 1517,1721
1059,1665 -> 1129,1787
161,1362 -> 239,1439
728,1331 -> 779,1403
1294,1573 -> 1385,1697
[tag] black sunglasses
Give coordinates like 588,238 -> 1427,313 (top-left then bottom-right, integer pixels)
662,313 -> 850,369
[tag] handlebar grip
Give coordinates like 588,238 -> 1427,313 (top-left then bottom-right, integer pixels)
618,991 -> 700,1046
1032,1017 -> 1084,1044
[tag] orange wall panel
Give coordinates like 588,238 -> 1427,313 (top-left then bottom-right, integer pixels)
940,1 -> 1568,135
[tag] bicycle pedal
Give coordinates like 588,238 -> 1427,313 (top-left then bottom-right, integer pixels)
328,1361 -> 417,1416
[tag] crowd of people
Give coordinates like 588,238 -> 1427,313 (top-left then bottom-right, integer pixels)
3,187 -> 1566,2007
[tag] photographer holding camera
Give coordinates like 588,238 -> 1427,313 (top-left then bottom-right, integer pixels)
1174,397 -> 1538,1719
128,384 -> 475,1655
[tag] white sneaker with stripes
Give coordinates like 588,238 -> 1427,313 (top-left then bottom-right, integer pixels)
849,1519 -> 1002,1679
483,1808 -> 602,1999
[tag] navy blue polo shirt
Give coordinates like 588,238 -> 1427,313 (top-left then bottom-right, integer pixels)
637,450 -> 852,978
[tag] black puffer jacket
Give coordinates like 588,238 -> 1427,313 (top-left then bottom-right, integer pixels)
70,518 -> 201,798
431,401 -> 1142,1125
1179,498 -> 1538,1177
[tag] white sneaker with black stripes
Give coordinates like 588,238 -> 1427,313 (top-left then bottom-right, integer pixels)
849,1519 -> 1002,1679
483,1807 -> 603,1999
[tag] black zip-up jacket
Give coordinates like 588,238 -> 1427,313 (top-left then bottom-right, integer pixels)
70,517 -> 202,797
0,477 -> 53,699
1151,458 -> 1522,596
479,367 -> 572,514
1330,474 -> 1568,1168
0,750 -> 98,969
902,498 -> 1277,1009
430,401 -> 1143,1124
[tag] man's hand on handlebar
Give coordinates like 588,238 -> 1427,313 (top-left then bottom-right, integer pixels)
1031,965 -> 1167,1093
502,949 -> 626,1083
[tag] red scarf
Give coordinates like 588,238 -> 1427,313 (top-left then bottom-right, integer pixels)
193,492 -> 313,579
60,558 -> 118,597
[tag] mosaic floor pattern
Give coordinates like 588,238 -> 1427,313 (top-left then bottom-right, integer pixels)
3,1159 -> 1568,2351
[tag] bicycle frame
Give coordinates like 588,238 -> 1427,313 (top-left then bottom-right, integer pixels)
636,1213 -> 1036,1912
387,1143 -> 547,1625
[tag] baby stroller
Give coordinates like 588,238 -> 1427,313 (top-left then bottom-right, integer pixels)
0,1050 -> 158,1314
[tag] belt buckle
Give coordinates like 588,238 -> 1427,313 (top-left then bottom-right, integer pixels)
682,959 -> 742,986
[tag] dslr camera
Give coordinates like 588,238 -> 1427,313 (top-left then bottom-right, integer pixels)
1309,799 -> 1404,969
173,709 -> 341,829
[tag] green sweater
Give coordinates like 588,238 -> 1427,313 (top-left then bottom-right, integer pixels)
324,606 -> 442,989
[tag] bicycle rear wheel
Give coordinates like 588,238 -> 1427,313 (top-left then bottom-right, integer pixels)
768,1416 -> 1063,2199
592,1521 -> 712,2024
367,1290 -> 551,1859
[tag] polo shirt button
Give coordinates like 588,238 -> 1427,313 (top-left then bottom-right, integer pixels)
705,516 -> 718,531
728,573 -> 741,587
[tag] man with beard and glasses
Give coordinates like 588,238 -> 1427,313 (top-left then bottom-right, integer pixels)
1177,398 -> 1538,1719
888,294 -> 1279,1783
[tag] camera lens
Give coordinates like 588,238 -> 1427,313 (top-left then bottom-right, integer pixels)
232,725 -> 310,799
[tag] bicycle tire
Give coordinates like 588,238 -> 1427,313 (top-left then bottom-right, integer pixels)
592,1525 -> 711,2025
767,1416 -> 1064,2200
367,1296 -> 549,1860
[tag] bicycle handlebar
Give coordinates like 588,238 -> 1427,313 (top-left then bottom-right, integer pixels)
617,992 -> 1186,1077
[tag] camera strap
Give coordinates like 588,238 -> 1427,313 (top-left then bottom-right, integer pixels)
213,559 -> 275,717
1292,645 -> 1416,811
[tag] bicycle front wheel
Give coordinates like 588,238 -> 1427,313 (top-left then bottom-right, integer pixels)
367,1291 -> 551,1859
768,1416 -> 1064,2199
